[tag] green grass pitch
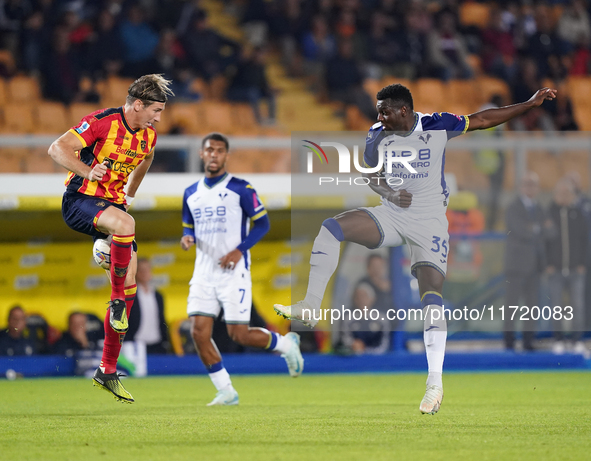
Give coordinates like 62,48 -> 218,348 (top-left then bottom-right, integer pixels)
1,372 -> 589,461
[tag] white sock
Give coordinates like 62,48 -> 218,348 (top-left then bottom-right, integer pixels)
303,225 -> 341,311
423,304 -> 447,388
272,333 -> 292,354
209,368 -> 232,391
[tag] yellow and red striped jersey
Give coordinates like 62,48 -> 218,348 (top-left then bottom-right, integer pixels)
66,107 -> 157,204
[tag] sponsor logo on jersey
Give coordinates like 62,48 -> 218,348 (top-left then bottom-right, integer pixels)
419,133 -> 432,144
103,157 -> 137,174
75,121 -> 90,134
114,146 -> 141,158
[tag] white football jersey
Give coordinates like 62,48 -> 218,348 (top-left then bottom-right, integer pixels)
182,173 -> 266,286
364,112 -> 469,215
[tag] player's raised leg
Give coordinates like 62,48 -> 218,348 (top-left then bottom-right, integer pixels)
96,206 -> 136,333
190,315 -> 239,406
227,324 -> 304,377
274,210 -> 382,327
416,266 -> 446,415
93,249 -> 138,403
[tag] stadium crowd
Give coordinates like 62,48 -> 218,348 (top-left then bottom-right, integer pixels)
238,0 -> 588,129
0,0 -> 588,132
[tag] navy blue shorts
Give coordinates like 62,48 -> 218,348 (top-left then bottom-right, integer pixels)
62,192 -> 137,251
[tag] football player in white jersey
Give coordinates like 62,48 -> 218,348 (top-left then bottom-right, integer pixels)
275,84 -> 557,414
181,132 -> 304,406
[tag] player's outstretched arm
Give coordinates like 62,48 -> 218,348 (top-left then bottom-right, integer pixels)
48,132 -> 107,181
467,88 -> 557,131
362,170 -> 413,208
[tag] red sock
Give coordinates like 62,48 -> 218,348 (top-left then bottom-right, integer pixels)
100,284 -> 137,374
110,234 -> 134,300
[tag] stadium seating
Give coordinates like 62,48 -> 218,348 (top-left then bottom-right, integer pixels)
459,2 -> 491,28
0,103 -> 35,133
414,79 -> 447,113
345,105 -> 371,131
34,102 -> 70,134
447,80 -> 480,112
101,76 -> 134,107
6,75 -> 41,103
474,76 -> 511,106
363,79 -> 382,100
566,76 -> 591,130
169,102 -> 203,134
231,103 -> 260,135
0,78 -> 6,106
200,101 -> 234,133
0,148 -> 24,172
68,103 -> 101,127
23,147 -> 61,173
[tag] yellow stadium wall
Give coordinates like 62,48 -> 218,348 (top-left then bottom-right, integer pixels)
0,241 -> 293,334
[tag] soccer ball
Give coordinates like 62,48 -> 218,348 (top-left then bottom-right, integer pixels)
93,238 -> 111,270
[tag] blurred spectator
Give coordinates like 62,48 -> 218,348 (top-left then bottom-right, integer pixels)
26,313 -> 55,354
510,58 -> 556,131
481,7 -> 517,82
324,39 -> 375,119
333,9 -> 364,59
265,0 -> 309,77
0,0 -> 32,57
169,68 -> 201,103
126,258 -> 170,354
526,8 -> 566,79
344,282 -> 390,355
544,178 -> 588,356
52,312 -> 96,357
566,36 -> 591,76
427,9 -> 473,81
557,0 -> 590,50
0,305 -> 36,356
446,191 -> 485,286
503,172 -> 545,351
87,9 -> 124,79
20,8 -> 49,75
447,191 -> 486,235
181,9 -> 240,81
239,0 -> 269,47
391,6 -> 430,79
360,254 -> 392,315
61,7 -> 92,48
300,15 -> 336,89
103,0 -> 125,20
146,29 -> 185,77
365,11 -> 398,79
119,4 -> 159,77
41,27 -> 81,104
565,170 -> 591,332
473,95 -> 506,230
157,0 -> 197,33
227,46 -> 276,124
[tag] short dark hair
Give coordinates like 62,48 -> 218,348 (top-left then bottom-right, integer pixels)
8,305 -> 23,319
127,74 -> 174,106
68,311 -> 86,322
202,132 -> 229,151
376,84 -> 413,111
366,254 -> 385,268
